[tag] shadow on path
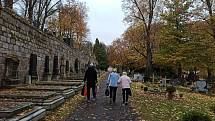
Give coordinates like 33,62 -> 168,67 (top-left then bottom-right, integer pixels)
66,75 -> 140,121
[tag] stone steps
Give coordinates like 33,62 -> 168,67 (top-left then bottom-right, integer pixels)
0,101 -> 46,121
0,90 -> 65,110
7,106 -> 46,121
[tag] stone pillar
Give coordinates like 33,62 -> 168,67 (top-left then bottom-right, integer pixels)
60,57 -> 65,79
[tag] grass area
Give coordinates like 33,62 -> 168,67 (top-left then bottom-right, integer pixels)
42,94 -> 85,121
130,82 -> 215,121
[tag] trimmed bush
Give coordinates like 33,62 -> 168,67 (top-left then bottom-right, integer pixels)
180,110 -> 211,121
166,86 -> 176,93
166,86 -> 176,99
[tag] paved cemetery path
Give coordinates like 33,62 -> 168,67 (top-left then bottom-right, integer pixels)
66,74 -> 140,121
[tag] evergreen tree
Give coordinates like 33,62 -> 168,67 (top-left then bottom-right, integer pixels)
93,38 -> 108,70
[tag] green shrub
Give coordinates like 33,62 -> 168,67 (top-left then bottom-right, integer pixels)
180,110 -> 211,121
166,86 -> 176,93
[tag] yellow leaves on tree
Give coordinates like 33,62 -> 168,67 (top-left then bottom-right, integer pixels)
108,39 -> 129,67
48,0 -> 88,49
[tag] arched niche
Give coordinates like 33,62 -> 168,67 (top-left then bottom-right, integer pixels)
5,55 -> 19,79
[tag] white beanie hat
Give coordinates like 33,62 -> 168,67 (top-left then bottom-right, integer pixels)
123,72 -> 127,75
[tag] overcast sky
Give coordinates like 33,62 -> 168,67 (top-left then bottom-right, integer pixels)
78,0 -> 127,45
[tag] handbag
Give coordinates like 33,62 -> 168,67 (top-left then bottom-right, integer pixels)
128,88 -> 132,96
81,84 -> 87,96
84,85 -> 87,96
105,86 -> 109,96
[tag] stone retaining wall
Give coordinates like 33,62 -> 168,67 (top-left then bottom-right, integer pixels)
0,10 -> 92,86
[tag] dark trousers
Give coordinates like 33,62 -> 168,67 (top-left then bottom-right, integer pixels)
122,88 -> 130,103
109,86 -> 117,103
87,84 -> 96,100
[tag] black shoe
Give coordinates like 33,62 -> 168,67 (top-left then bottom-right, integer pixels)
109,99 -> 112,104
125,102 -> 128,105
92,98 -> 96,101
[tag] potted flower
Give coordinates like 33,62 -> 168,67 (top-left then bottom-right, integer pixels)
144,87 -> 148,92
166,86 -> 176,99
179,93 -> 183,98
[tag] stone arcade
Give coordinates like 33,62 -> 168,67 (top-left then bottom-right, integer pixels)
0,10 -> 95,87
0,9 -> 96,121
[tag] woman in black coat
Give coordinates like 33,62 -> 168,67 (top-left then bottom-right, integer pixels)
84,64 -> 97,102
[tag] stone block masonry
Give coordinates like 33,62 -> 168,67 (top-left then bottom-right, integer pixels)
0,10 -> 93,87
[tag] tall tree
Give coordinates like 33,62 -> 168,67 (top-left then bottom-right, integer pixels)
93,38 -> 108,70
196,0 -> 215,81
48,0 -> 88,47
155,0 -> 193,79
122,0 -> 159,81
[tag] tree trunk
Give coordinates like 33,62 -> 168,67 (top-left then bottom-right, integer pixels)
206,0 -> 215,41
207,67 -> 212,82
24,0 -> 28,17
145,40 -> 152,82
41,0 -> 50,31
28,0 -> 33,23
177,62 -> 182,79
36,0 -> 42,28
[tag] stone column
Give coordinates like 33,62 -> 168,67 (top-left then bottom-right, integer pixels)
59,57 -> 65,79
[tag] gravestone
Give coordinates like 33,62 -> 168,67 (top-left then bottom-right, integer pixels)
133,73 -> 144,81
43,56 -> 51,81
160,76 -> 167,87
66,61 -> 69,73
195,80 -> 208,92
29,54 -> 38,83
74,58 -> 79,73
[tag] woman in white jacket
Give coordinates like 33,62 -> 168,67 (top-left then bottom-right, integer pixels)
118,72 -> 132,105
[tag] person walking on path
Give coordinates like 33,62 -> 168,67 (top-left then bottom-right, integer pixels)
107,68 -> 120,104
84,63 -> 97,102
118,72 -> 132,105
